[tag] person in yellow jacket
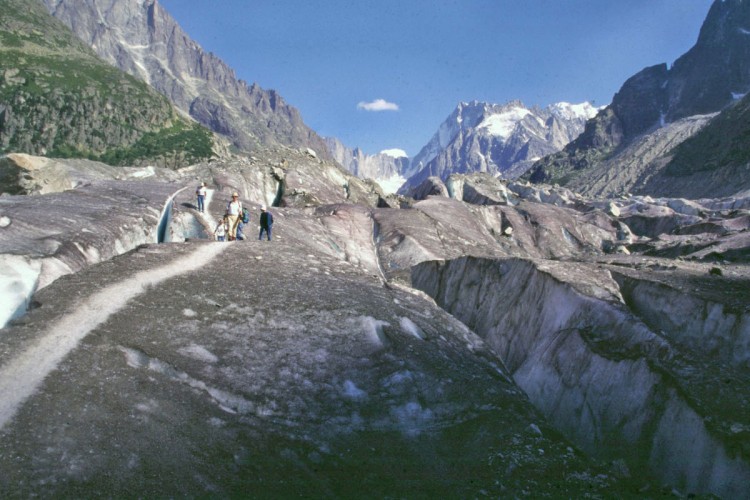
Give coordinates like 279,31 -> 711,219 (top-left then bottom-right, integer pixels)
225,192 -> 243,241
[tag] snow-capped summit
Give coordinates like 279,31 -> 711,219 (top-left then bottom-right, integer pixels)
327,99 -> 599,195
380,148 -> 408,159
404,101 -> 509,179
324,137 -> 409,194
549,101 -> 601,121
400,100 -> 598,194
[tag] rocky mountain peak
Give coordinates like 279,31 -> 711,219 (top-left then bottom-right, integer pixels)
665,0 -> 750,119
399,99 -> 597,194
325,137 -> 408,194
526,0 -> 750,195
0,0 -> 213,166
43,0 -> 331,159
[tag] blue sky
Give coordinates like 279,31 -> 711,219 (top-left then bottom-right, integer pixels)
159,0 -> 714,157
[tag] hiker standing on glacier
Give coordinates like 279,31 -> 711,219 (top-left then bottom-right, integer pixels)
196,182 -> 207,213
259,204 -> 273,241
225,192 -> 243,241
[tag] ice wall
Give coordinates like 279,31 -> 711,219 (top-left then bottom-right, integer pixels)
412,256 -> 750,497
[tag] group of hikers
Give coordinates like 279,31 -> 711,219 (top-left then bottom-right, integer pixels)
196,183 -> 273,242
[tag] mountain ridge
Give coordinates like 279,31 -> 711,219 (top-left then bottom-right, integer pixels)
42,0 -> 332,160
0,0 -> 213,167
398,99 -> 598,194
526,0 -> 750,198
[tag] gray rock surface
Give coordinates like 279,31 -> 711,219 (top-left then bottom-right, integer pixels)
0,150 -> 388,328
43,0 -> 331,158
561,114 -> 715,198
0,178 -> 194,328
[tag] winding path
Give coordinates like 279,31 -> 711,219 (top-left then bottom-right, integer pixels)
0,242 -> 227,429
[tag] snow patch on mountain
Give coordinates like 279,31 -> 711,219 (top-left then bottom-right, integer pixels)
380,149 -> 408,159
477,107 -> 532,139
401,100 -> 598,194
549,101 -> 601,121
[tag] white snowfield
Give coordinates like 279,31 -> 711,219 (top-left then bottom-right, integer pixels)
0,242 -> 228,430
477,106 -> 532,139
379,148 -> 408,159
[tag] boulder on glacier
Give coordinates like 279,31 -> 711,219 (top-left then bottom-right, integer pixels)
405,176 -> 449,200
446,173 -> 515,205
0,153 -> 181,196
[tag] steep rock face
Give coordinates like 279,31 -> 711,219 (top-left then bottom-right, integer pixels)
400,101 -> 597,194
324,137 -> 408,193
43,0 -> 331,159
0,0 -> 211,166
560,114 -> 714,198
528,0 -> 750,196
666,0 -> 750,120
645,93 -> 750,198
412,256 -> 750,498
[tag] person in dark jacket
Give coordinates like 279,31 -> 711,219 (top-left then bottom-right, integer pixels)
259,205 -> 273,241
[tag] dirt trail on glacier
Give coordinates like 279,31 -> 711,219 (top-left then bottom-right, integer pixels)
0,242 -> 228,429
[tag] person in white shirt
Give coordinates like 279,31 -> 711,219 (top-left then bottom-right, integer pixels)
196,182 -> 207,213
214,218 -> 227,241
225,192 -> 243,241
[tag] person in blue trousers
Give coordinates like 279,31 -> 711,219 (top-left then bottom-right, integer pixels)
196,182 -> 207,213
259,205 -> 273,241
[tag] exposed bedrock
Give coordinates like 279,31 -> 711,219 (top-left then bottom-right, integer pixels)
412,256 -> 750,497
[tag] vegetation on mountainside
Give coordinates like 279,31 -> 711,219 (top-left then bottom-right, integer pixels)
666,95 -> 750,176
0,0 -> 214,167
525,108 -> 623,186
55,122 -> 215,167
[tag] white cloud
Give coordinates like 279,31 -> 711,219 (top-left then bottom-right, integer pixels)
357,99 -> 399,112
